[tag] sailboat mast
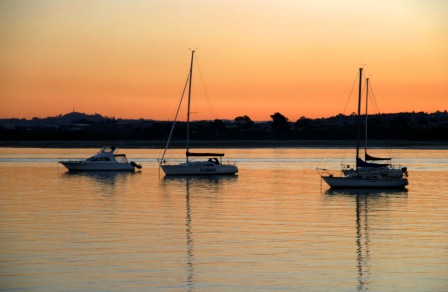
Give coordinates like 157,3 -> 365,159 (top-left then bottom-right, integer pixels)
364,77 -> 369,157
356,67 -> 363,171
186,50 -> 195,162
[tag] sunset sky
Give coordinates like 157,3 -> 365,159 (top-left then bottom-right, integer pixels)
1,0 -> 447,121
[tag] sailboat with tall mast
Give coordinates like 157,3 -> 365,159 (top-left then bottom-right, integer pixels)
342,77 -> 407,179
318,68 -> 408,188
159,50 -> 238,176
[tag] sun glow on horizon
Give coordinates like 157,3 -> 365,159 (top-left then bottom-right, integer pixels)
1,0 -> 447,122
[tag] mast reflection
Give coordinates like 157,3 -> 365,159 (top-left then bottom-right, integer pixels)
355,193 -> 370,291
325,189 -> 408,291
185,178 -> 193,291
161,175 -> 238,291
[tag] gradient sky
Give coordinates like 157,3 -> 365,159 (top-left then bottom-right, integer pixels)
1,0 -> 447,121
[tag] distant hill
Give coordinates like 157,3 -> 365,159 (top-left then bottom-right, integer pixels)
47,112 -> 108,125
0,112 -> 113,127
1,110 -> 447,141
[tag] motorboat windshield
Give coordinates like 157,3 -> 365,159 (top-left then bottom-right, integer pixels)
114,155 -> 129,164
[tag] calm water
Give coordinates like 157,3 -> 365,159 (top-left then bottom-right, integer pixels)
0,147 -> 447,291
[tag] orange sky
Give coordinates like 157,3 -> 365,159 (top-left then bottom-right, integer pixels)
1,0 -> 447,121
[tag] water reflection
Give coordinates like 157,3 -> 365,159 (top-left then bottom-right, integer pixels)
325,188 -> 408,196
62,171 -> 139,196
162,175 -> 238,186
325,189 -> 408,291
185,179 -> 194,292
63,171 -> 135,182
160,175 -> 237,291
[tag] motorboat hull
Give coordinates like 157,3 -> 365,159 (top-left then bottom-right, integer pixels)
161,164 -> 238,176
59,146 -> 141,172
321,176 -> 408,189
60,161 -> 135,171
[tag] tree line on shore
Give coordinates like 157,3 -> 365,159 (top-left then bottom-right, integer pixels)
1,110 -> 447,141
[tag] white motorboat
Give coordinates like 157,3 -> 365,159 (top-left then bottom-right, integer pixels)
159,50 -> 238,176
317,68 -> 408,189
59,146 -> 142,171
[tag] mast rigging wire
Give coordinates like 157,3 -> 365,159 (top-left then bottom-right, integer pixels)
159,75 -> 190,165
341,70 -> 361,115
195,55 -> 217,120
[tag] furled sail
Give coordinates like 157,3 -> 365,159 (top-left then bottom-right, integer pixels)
357,158 -> 389,168
365,153 -> 391,161
186,151 -> 224,157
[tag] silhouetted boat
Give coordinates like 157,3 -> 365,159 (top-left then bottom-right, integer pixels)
341,77 -> 408,179
158,50 -> 238,176
59,146 -> 142,171
318,68 -> 408,189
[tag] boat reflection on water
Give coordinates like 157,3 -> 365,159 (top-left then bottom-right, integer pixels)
325,188 -> 408,197
160,175 -> 238,292
325,189 -> 408,291
162,175 -> 238,187
62,171 -> 140,196
63,170 -> 138,183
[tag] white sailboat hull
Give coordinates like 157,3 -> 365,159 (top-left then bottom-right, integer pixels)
321,176 -> 408,189
60,161 -> 135,171
342,167 -> 404,178
161,163 -> 238,176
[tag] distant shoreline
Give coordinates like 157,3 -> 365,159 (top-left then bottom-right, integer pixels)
0,140 -> 447,149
